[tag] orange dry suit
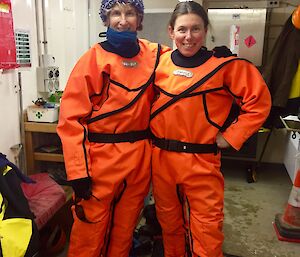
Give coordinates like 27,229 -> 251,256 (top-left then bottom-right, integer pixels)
57,39 -> 165,257
150,49 -> 271,257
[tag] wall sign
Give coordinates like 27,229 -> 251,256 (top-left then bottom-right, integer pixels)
15,30 -> 31,67
244,35 -> 256,48
0,0 -> 19,70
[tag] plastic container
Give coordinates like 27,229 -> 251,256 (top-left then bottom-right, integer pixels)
27,105 -> 59,123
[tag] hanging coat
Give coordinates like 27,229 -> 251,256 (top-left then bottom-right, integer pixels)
0,153 -> 39,257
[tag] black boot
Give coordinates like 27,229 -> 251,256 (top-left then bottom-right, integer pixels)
130,232 -> 153,256
151,238 -> 164,257
138,204 -> 162,238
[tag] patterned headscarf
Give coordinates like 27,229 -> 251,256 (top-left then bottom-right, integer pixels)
99,0 -> 144,23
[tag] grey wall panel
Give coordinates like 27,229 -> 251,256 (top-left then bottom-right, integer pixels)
138,13 -> 173,48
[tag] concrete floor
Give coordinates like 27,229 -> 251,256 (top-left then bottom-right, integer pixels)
222,161 -> 300,257
54,161 -> 300,257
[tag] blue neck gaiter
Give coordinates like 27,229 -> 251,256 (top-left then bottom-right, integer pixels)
106,27 -> 139,57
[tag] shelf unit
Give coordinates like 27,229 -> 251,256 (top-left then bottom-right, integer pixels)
24,120 -> 64,174
24,117 -> 74,237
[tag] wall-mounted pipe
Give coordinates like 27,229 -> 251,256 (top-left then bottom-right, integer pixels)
35,0 -> 49,66
88,0 -> 91,47
41,0 -> 48,55
34,0 -> 41,66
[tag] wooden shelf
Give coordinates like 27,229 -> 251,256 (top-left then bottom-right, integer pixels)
34,152 -> 64,162
23,116 -> 73,233
24,121 -> 58,133
24,120 -> 63,174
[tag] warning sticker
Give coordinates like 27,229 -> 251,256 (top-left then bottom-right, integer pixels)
0,3 -> 9,13
244,35 -> 256,48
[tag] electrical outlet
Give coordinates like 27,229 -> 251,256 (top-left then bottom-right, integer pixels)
36,66 -> 60,93
267,0 -> 280,8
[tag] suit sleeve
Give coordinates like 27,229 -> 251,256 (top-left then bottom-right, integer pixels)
57,46 -> 104,180
221,59 -> 271,150
160,44 -> 171,55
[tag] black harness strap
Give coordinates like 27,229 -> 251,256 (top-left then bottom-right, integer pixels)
87,43 -> 162,125
176,185 -> 193,257
150,58 -> 248,120
102,180 -> 127,257
88,129 -> 151,143
152,136 -> 218,154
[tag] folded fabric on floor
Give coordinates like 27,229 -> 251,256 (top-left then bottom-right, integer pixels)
21,172 -> 66,230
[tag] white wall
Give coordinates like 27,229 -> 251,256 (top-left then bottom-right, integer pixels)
44,0 -> 89,90
144,0 -> 181,9
11,0 -> 39,109
0,0 -> 38,162
0,69 -> 21,162
0,0 -> 89,163
89,0 -> 107,46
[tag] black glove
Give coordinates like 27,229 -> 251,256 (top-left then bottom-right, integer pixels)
70,177 -> 92,200
213,46 -> 236,58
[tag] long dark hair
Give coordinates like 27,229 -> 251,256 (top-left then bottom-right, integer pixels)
169,1 -> 209,30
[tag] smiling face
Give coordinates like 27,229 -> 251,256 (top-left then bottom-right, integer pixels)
169,13 -> 207,57
107,3 -> 139,32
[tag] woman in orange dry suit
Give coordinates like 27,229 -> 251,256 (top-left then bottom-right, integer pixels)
150,2 -> 272,257
57,1 -> 168,257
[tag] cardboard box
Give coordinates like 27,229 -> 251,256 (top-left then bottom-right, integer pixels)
27,105 -> 59,123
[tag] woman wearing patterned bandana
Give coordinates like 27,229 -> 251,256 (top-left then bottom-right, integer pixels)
57,1 -> 168,256
150,1 -> 271,257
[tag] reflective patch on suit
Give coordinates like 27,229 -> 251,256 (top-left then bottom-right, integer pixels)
122,60 -> 138,68
173,69 -> 193,78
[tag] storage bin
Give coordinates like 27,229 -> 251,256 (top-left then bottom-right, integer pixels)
27,105 -> 59,123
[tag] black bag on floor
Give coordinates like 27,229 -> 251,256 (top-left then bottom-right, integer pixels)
138,204 -> 162,238
151,239 -> 164,257
0,153 -> 39,257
